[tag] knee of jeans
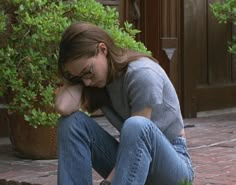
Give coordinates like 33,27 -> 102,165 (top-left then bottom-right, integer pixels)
57,111 -> 87,139
121,116 -> 153,141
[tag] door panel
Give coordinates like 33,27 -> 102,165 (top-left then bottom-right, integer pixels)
184,0 -> 236,117
208,0 -> 232,84
137,0 -> 182,97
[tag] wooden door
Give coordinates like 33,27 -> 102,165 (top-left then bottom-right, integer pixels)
127,0 -> 236,117
183,0 -> 236,117
117,0 -> 184,114
98,0 -> 236,118
134,0 -> 183,105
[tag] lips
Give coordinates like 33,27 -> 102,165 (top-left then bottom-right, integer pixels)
95,82 -> 101,87
94,81 -> 105,88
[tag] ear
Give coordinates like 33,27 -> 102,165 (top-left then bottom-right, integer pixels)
98,43 -> 108,56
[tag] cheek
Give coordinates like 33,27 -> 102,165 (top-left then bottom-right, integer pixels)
97,59 -> 108,80
97,67 -> 107,82
103,64 -> 109,77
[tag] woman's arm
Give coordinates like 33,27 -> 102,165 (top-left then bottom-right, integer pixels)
132,107 -> 152,118
55,84 -> 83,116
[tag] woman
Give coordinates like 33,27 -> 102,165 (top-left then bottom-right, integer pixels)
55,22 -> 194,185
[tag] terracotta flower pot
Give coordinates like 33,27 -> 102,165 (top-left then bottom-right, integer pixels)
8,113 -> 58,159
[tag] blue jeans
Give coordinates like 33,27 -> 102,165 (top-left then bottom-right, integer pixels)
57,111 -> 194,185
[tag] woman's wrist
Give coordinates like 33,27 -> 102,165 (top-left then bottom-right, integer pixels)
100,179 -> 111,185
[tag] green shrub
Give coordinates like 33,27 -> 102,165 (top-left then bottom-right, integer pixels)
0,11 -> 6,33
0,0 -> 150,127
210,0 -> 236,53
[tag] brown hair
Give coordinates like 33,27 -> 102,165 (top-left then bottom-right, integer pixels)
58,22 -> 154,112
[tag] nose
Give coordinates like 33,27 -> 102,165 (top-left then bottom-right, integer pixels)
83,79 -> 92,86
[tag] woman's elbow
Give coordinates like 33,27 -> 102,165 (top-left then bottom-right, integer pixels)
55,102 -> 73,116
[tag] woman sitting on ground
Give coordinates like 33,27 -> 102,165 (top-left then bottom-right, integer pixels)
55,22 -> 194,185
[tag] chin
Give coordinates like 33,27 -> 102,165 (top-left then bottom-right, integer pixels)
98,81 -> 107,88
93,81 -> 105,88
97,84 -> 105,88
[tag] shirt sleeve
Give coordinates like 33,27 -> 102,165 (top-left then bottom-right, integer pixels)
125,67 -> 165,113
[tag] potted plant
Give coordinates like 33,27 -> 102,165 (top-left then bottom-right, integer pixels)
0,0 -> 150,159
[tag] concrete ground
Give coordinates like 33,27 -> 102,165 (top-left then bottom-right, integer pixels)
0,112 -> 236,185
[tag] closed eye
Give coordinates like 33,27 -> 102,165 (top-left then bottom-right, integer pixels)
80,70 -> 93,79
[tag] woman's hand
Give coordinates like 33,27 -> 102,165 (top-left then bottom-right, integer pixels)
55,84 -> 83,116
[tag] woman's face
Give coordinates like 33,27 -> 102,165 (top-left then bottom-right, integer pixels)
65,43 -> 109,88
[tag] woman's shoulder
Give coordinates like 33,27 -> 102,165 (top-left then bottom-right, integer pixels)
127,57 -> 164,74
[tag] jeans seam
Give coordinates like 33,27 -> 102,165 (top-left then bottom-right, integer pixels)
91,137 -> 117,174
92,139 -> 116,163
127,123 -> 152,184
173,139 -> 195,182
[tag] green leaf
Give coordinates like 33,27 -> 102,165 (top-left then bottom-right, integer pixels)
1,0 -> 150,127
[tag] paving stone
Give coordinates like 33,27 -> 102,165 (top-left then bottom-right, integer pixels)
0,112 -> 235,185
